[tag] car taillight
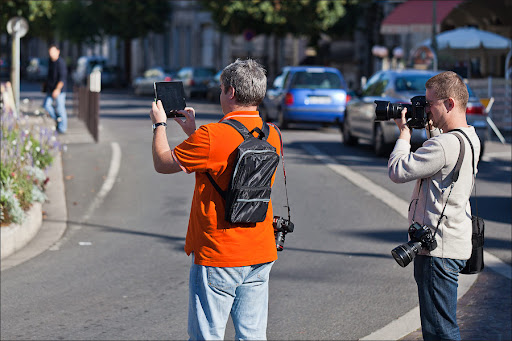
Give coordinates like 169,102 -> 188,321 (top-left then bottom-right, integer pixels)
164,76 -> 171,82
466,104 -> 485,115
346,93 -> 352,103
285,92 -> 294,106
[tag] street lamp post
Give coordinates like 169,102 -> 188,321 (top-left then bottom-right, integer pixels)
6,17 -> 29,114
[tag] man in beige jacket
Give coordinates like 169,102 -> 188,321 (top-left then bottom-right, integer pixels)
388,71 -> 480,341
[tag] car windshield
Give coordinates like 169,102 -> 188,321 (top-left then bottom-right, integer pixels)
394,75 -> 432,92
291,71 -> 343,89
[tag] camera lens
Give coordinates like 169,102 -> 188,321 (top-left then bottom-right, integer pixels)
374,101 -> 392,121
374,101 -> 412,121
391,241 -> 422,267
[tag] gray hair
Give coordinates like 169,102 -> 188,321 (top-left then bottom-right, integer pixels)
220,58 -> 267,106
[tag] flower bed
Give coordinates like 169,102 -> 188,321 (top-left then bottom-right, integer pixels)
1,104 -> 60,226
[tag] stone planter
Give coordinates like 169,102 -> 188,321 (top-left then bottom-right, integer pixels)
1,203 -> 43,259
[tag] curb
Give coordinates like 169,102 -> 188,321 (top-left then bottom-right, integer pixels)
0,202 -> 42,259
1,151 -> 68,271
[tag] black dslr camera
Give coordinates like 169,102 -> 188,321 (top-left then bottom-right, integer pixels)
374,95 -> 428,129
391,222 -> 437,267
273,216 -> 294,251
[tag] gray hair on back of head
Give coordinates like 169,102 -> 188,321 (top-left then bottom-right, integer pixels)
220,58 -> 267,106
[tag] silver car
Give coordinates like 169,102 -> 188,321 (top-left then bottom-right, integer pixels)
132,67 -> 177,96
343,69 -> 488,156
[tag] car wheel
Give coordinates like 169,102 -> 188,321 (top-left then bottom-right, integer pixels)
278,110 -> 288,129
342,117 -> 357,146
373,125 -> 390,157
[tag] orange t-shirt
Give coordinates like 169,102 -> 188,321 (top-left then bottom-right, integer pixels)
172,111 -> 280,267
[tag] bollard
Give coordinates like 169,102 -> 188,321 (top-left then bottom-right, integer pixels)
74,71 -> 100,143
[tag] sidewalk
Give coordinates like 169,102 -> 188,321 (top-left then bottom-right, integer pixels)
401,268 -> 511,340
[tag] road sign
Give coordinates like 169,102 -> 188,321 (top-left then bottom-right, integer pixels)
7,17 -> 29,37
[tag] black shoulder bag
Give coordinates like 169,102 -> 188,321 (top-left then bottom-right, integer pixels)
451,129 -> 485,275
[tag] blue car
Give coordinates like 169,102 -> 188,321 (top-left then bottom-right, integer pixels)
260,66 -> 349,129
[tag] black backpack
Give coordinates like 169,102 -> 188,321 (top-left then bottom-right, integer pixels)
206,119 -> 281,223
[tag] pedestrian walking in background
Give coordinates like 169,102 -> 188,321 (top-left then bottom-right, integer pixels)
388,71 -> 481,340
149,59 -> 281,340
43,43 -> 67,133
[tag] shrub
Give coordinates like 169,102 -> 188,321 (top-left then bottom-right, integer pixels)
0,107 -> 60,225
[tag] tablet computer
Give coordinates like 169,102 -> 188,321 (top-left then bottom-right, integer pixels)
154,81 -> 186,117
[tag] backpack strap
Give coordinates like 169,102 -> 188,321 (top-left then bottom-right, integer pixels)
450,133 -> 465,183
221,119 -> 270,140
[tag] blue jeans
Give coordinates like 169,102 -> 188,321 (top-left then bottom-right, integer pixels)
188,255 -> 274,340
414,255 -> 466,341
43,92 -> 67,133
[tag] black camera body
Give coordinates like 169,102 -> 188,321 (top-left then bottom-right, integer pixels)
391,222 -> 437,267
374,95 -> 428,129
273,216 -> 294,252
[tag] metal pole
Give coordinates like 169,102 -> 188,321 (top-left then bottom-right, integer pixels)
11,30 -> 20,112
431,0 -> 438,71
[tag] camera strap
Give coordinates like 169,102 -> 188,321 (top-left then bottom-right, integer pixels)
433,131 -> 470,238
450,129 -> 478,216
268,122 -> 292,222
411,133 -> 466,238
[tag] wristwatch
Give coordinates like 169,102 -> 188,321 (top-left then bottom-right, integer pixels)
152,122 -> 167,133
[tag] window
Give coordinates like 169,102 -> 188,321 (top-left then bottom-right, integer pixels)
290,71 -> 343,89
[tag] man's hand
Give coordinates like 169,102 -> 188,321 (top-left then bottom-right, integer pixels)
174,107 -> 196,137
150,100 -> 167,124
52,88 -> 61,99
394,107 -> 411,141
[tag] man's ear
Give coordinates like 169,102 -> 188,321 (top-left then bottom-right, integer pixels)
445,97 -> 455,112
228,86 -> 235,99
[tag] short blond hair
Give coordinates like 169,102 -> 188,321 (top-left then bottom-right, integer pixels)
425,71 -> 468,109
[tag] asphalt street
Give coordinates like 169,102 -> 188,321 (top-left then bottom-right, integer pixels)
1,82 -> 510,340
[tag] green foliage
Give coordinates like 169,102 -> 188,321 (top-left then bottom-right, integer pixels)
1,109 -> 59,225
90,0 -> 171,40
53,0 -> 100,45
1,0 -> 56,40
199,0 -> 349,40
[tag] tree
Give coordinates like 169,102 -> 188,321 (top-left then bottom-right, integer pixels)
199,0 -> 348,73
89,0 -> 171,82
53,1 -> 100,47
1,0 -> 56,41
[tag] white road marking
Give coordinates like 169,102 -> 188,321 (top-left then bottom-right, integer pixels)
301,143 -> 510,340
50,142 -> 121,251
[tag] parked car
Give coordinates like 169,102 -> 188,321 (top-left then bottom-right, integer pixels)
99,65 -> 125,88
72,56 -> 107,85
26,57 -> 48,81
176,66 -> 216,98
259,66 -> 349,129
205,70 -> 222,102
132,67 -> 177,96
342,69 -> 487,156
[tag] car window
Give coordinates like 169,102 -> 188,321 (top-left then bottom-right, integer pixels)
273,74 -> 285,88
394,75 -> 431,92
290,71 -> 343,89
363,73 -> 388,96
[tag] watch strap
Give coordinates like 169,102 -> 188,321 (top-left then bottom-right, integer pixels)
152,122 -> 167,132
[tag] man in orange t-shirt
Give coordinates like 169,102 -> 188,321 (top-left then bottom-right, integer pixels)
150,59 -> 279,340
